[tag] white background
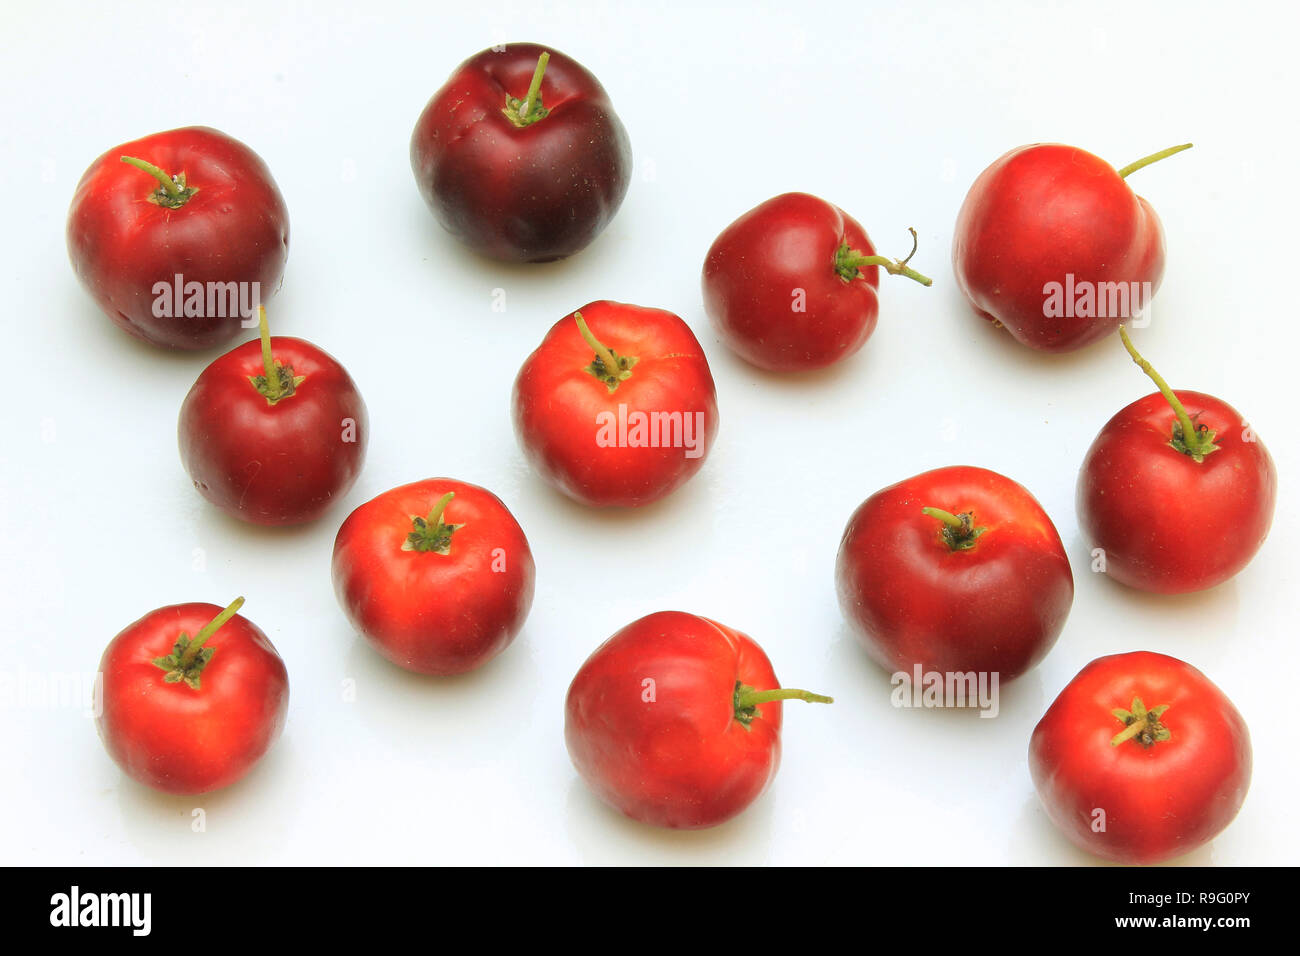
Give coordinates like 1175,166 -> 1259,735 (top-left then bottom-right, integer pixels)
1,0 -> 1294,866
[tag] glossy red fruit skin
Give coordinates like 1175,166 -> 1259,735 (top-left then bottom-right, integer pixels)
332,478 -> 535,675
953,144 -> 1165,353
565,611 -> 786,829
96,603 -> 289,795
1029,651 -> 1251,864
410,43 -> 631,262
836,465 -> 1073,681
702,192 -> 882,371
178,336 -> 367,526
67,126 -> 289,350
1077,390 -> 1276,594
512,300 -> 719,507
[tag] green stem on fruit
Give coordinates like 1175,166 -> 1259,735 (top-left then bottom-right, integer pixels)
425,492 -> 454,526
834,228 -> 933,286
574,312 -> 618,371
737,687 -> 834,707
404,492 -> 462,554
521,52 -> 549,119
922,506 -> 987,551
120,156 -> 183,196
1110,697 -> 1172,748
258,307 -> 281,401
150,596 -> 245,690
734,681 -> 833,727
920,506 -> 964,529
1118,325 -> 1219,462
181,597 -> 245,667
1116,143 -> 1192,179
502,52 -> 552,127
576,311 -> 638,392
119,155 -> 198,208
248,306 -> 304,405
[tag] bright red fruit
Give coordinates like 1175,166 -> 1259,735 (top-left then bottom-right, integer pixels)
67,126 -> 289,350
836,465 -> 1073,682
96,598 -> 289,795
332,478 -> 535,675
178,307 -> 367,526
703,192 -> 931,371
410,44 -> 631,262
1077,328 -> 1276,593
953,143 -> 1189,352
565,611 -> 832,829
512,300 -> 718,507
1029,651 -> 1251,864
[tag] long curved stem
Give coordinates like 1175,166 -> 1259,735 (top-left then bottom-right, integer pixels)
574,312 -> 620,372
1118,325 -> 1199,448
736,687 -> 834,708
119,155 -> 184,197
836,228 -> 933,285
1117,143 -> 1192,179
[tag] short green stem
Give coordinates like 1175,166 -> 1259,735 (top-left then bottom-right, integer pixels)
1116,143 -> 1192,179
922,506 -> 986,551
151,596 -> 244,688
404,492 -> 461,554
1110,697 -> 1172,748
920,506 -> 965,530
1111,719 -> 1147,746
425,492 -> 454,526
1119,325 -> 1219,462
834,228 -> 932,286
181,597 -> 245,667
502,51 -> 552,127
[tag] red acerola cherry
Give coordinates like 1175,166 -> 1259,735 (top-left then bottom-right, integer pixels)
67,126 -> 289,350
178,307 -> 367,525
410,44 -> 631,262
953,143 -> 1190,353
1076,328 -> 1276,593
